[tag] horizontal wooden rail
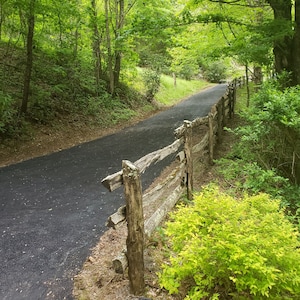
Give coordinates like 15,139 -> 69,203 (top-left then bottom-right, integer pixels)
102,138 -> 184,192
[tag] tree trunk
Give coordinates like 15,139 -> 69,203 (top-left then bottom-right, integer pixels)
0,1 -> 4,41
113,51 -> 121,88
105,0 -> 114,94
173,72 -> 177,86
73,19 -> 81,61
91,0 -> 104,94
292,0 -> 300,85
20,0 -> 35,115
267,0 -> 295,82
245,64 -> 250,107
113,0 -> 124,89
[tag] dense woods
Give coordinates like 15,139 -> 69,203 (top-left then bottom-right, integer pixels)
1,0 -> 300,139
1,1 -> 299,298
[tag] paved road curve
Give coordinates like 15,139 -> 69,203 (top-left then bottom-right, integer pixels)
0,84 -> 227,299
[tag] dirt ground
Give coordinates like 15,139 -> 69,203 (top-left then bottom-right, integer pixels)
0,109 -> 237,300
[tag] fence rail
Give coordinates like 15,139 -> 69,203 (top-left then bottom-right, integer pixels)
101,78 -> 243,295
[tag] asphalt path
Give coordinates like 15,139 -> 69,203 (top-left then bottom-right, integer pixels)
0,84 -> 227,300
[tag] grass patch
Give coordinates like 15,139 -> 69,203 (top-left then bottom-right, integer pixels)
156,75 -> 214,106
129,68 -> 214,107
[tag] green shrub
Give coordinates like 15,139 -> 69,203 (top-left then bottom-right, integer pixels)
159,186 -> 300,299
234,82 -> 300,183
0,91 -> 18,135
215,157 -> 300,229
203,61 -> 226,83
178,64 -> 197,81
215,158 -> 289,198
215,79 -> 300,230
142,69 -> 161,101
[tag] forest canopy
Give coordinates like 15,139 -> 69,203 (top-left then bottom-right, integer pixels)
0,0 -> 299,136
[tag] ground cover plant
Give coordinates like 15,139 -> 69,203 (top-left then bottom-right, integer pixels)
233,79 -> 300,184
215,78 -> 300,228
159,186 -> 300,299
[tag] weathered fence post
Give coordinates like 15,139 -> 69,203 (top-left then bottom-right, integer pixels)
228,85 -> 232,119
122,160 -> 145,295
232,81 -> 237,115
208,113 -> 214,164
183,121 -> 193,200
217,97 -> 224,142
228,83 -> 236,119
222,93 -> 226,126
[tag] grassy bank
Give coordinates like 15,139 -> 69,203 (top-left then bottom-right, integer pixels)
0,67 -> 212,166
156,74 -> 214,105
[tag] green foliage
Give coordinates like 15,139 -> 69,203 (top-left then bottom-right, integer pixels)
234,80 -> 300,183
178,64 -> 196,81
156,75 -> 212,105
0,91 -> 18,136
159,186 -> 300,299
142,69 -> 161,102
212,80 -> 300,229
131,0 -> 176,72
215,157 -> 300,228
216,159 -> 288,197
202,61 -> 227,83
180,0 -> 275,69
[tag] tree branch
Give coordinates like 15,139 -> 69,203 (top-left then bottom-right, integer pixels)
209,0 -> 269,8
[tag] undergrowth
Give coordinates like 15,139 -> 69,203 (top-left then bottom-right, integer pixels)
158,79 -> 300,299
159,186 -> 300,300
0,41 -> 210,141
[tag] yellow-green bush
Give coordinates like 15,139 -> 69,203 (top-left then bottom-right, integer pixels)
159,186 -> 300,299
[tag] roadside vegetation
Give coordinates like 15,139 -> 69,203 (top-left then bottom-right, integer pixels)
160,187 -> 300,299
0,40 -> 215,169
0,41 -> 214,142
157,80 -> 300,299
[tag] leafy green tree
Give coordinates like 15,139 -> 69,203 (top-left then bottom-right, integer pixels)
130,0 -> 177,72
89,0 -> 105,93
88,0 -> 142,95
182,0 -> 300,86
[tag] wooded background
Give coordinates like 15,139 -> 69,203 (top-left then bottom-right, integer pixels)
1,0 -> 299,139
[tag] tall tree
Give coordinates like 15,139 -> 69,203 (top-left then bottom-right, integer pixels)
184,0 -> 300,85
266,0 -> 293,80
20,0 -> 35,114
104,0 -> 114,94
130,0 -> 177,71
90,0 -> 104,93
294,0 -> 300,85
113,0 -> 124,88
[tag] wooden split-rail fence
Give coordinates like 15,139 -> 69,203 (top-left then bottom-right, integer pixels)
101,79 -> 243,295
